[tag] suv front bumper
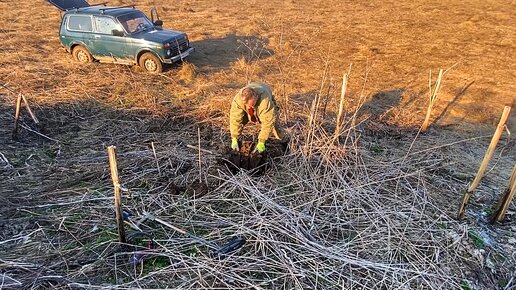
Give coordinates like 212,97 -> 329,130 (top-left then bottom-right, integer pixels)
164,47 -> 195,64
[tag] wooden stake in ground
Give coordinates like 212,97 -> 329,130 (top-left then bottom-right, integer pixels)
490,164 -> 516,224
305,97 -> 318,154
21,94 -> 39,126
334,66 -> 351,142
12,93 -> 41,139
421,69 -> 443,133
457,105 -> 512,219
12,94 -> 23,137
107,146 -> 126,243
198,126 -> 202,183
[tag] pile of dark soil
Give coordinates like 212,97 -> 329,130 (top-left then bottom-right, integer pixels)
219,140 -> 288,174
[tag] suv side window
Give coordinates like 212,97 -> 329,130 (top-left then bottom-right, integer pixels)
68,15 -> 93,32
94,16 -> 120,35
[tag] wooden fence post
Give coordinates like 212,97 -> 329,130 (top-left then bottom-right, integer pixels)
457,106 -> 512,219
107,146 -> 126,244
12,94 -> 23,137
21,94 -> 39,126
490,164 -> 516,223
304,97 -> 318,155
335,73 -> 349,141
12,93 -> 41,138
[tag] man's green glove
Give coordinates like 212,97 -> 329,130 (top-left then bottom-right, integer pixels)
231,138 -> 239,151
253,142 -> 266,153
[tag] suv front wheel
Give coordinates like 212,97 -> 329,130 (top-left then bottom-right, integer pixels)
72,46 -> 93,63
139,52 -> 163,73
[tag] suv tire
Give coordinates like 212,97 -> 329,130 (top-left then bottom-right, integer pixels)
72,46 -> 93,63
139,52 -> 163,73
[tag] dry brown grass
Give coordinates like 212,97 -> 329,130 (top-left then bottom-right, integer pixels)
177,62 -> 198,83
0,0 -> 515,289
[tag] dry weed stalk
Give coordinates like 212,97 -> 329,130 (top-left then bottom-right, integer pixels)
457,105 -> 512,219
421,64 -> 458,133
490,163 -> 516,223
421,68 -> 443,133
305,96 -> 318,154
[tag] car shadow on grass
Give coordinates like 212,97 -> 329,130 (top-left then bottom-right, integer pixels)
187,33 -> 274,72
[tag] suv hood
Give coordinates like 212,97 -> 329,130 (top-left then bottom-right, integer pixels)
133,29 -> 186,44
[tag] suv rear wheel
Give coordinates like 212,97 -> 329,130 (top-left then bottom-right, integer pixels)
139,52 -> 163,73
72,46 -> 93,63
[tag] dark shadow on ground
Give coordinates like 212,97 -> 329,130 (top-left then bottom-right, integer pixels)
187,33 -> 274,71
0,98 -> 273,288
435,80 -> 474,125
361,89 -> 404,121
0,97 -> 283,215
0,100 -> 196,209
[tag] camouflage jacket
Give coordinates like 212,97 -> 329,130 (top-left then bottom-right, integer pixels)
229,82 -> 278,143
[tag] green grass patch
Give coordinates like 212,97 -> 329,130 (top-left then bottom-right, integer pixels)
150,256 -> 170,268
498,278 -> 508,288
93,229 -> 117,245
140,256 -> 172,274
183,245 -> 201,257
370,144 -> 384,154
468,230 -> 485,249
44,145 -> 60,159
460,280 -> 473,290
484,207 -> 494,215
62,214 -> 85,224
437,222 -> 448,229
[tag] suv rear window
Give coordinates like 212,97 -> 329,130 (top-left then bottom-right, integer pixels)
68,15 -> 93,32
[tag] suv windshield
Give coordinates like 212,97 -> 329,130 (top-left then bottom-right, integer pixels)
117,11 -> 153,34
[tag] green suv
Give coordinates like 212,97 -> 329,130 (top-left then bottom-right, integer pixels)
48,0 -> 194,73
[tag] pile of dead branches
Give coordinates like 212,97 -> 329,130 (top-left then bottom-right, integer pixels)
1,101 -> 514,290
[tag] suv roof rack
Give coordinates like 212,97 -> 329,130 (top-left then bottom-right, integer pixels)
72,2 -> 106,11
89,2 -> 107,7
99,5 -> 135,14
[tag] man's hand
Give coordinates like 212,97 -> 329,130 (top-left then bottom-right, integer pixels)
231,138 -> 239,151
253,142 -> 266,153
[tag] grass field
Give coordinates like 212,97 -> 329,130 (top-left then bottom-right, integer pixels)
0,0 -> 514,289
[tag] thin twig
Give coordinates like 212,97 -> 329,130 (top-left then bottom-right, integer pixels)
151,142 -> 160,174
20,123 -> 60,142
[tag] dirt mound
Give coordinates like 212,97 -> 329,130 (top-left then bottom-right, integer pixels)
219,140 -> 288,174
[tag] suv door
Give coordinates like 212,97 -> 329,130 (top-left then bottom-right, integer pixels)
116,11 -> 156,60
92,16 -> 130,62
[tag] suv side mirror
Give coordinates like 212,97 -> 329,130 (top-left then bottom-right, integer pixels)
112,29 -> 125,37
154,20 -> 163,27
